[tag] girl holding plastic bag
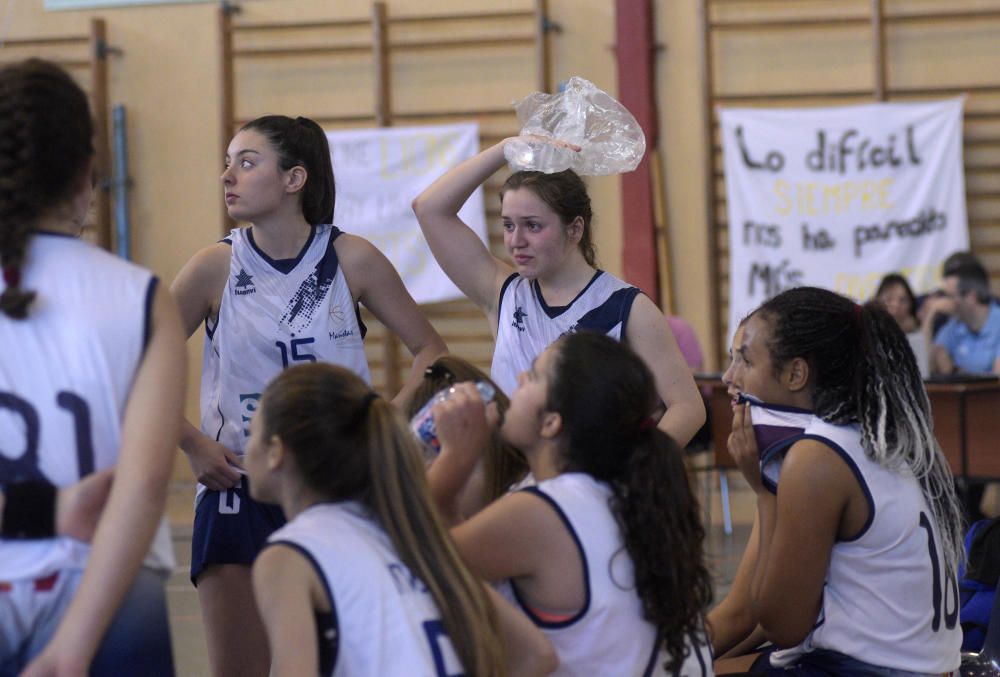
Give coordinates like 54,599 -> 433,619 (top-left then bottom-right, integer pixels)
412,80 -> 702,445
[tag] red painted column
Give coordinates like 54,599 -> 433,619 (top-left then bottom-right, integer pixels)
615,0 -> 659,303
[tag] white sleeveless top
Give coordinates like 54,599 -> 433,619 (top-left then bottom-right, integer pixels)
509,473 -> 712,677
200,224 -> 370,460
268,502 -> 466,677
769,417 -> 961,673
490,271 -> 639,396
0,233 -> 173,579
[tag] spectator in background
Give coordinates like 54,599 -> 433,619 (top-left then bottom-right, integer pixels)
930,256 -> 1000,376
927,254 -> 1000,524
919,251 -> 982,340
874,273 -> 929,378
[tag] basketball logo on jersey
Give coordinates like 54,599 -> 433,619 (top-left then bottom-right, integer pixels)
234,268 -> 256,296
512,306 -> 527,332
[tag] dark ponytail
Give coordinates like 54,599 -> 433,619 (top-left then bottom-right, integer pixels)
547,332 -> 712,671
241,115 -> 335,225
0,59 -> 94,319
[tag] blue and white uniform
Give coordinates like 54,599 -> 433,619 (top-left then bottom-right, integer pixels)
762,415 -> 962,674
490,271 -> 640,396
192,224 -> 370,581
201,224 -> 369,460
0,232 -> 173,674
267,502 -> 465,677
509,473 -> 712,677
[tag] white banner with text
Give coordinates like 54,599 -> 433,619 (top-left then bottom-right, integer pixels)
327,123 -> 486,305
720,99 -> 968,338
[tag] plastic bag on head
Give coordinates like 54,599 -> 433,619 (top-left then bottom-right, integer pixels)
503,76 -> 647,176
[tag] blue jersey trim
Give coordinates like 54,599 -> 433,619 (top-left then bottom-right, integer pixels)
798,434 -> 876,542
760,432 -> 809,495
142,276 -> 158,354
512,486 -> 591,628
246,225 -> 317,274
574,287 -> 640,336
745,399 -> 814,416
219,237 -> 233,246
496,272 -> 519,319
204,313 -> 218,341
264,540 -> 340,676
532,269 -> 604,319
213,401 -> 225,443
321,227 -> 366,338
618,288 -> 640,339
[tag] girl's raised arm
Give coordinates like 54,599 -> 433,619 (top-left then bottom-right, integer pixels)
412,141 -> 516,318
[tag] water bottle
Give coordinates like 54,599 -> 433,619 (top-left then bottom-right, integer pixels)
410,381 -> 496,457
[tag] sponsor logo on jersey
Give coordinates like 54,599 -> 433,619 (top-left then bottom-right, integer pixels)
234,268 -> 256,296
239,393 -> 260,437
512,306 -> 527,332
329,329 -> 355,340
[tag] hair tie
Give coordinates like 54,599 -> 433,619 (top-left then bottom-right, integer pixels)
361,391 -> 379,411
3,266 -> 20,288
346,391 -> 380,431
423,363 -> 454,383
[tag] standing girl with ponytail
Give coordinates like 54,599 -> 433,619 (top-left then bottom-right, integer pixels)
710,287 -> 963,675
434,332 -> 713,675
171,115 -> 446,675
245,363 -> 555,676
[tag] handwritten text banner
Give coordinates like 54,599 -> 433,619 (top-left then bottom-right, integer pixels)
719,99 -> 968,338
327,123 -> 486,305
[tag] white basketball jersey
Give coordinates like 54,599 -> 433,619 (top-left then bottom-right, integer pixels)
201,225 -> 370,457
770,419 -> 961,673
490,271 -> 640,396
268,502 -> 465,677
512,474 -> 712,677
0,233 -> 173,580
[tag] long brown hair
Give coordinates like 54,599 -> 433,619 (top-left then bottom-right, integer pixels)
546,332 -> 711,671
259,363 -> 505,675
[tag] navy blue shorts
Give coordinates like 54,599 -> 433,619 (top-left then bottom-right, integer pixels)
190,475 -> 285,585
751,648 -> 940,676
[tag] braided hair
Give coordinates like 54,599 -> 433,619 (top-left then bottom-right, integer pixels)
755,287 -> 964,575
0,59 -> 94,319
